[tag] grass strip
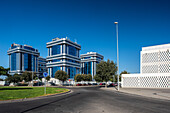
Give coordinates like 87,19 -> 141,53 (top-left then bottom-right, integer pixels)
0,86 -> 69,100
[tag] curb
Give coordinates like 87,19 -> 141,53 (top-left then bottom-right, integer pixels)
0,89 -> 72,104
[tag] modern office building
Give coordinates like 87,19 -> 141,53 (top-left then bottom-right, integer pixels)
46,37 -> 81,79
141,44 -> 170,74
81,52 -> 104,79
38,57 -> 47,77
7,43 -> 40,75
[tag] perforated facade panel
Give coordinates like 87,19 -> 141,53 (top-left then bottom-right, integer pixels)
141,44 -> 170,74
122,44 -> 170,88
122,73 -> 170,88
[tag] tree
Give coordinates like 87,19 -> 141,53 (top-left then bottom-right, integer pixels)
114,75 -> 121,82
0,66 -> 10,76
94,75 -> 102,82
116,70 -> 130,82
13,74 -> 22,83
21,71 -> 37,82
55,70 -> 69,84
46,76 -> 50,81
83,74 -> 92,81
74,74 -> 83,82
120,70 -> 130,75
95,59 -> 117,87
74,74 -> 92,82
5,73 -> 21,84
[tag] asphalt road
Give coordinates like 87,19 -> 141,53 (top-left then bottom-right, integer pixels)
0,87 -> 170,113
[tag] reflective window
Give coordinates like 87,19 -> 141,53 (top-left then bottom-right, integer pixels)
77,50 -> 79,57
68,45 -> 77,56
16,53 -> 20,70
84,62 -> 91,74
65,45 -> 67,54
68,67 -> 76,78
24,54 -> 37,72
48,48 -> 50,56
84,57 -> 90,59
52,45 -> 61,55
11,53 -> 16,71
24,46 -> 35,51
24,53 -> 28,71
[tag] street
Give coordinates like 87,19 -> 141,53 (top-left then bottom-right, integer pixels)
0,87 -> 170,113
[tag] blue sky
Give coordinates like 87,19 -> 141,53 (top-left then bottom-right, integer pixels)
0,0 -> 170,73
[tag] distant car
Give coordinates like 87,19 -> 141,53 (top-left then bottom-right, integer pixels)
99,83 -> 106,85
49,82 -> 56,86
76,83 -> 82,86
63,84 -> 69,86
92,83 -> 97,85
114,83 -> 118,86
108,83 -> 116,87
82,83 -> 87,86
88,83 -> 92,85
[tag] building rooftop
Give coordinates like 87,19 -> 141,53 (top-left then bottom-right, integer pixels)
81,52 -> 104,58
142,43 -> 170,51
8,43 -> 39,54
46,37 -> 81,49
87,52 -> 97,54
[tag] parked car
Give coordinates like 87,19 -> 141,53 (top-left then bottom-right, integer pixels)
99,83 -> 106,85
76,83 -> 82,86
82,83 -> 87,86
92,83 -> 97,85
88,83 -> 92,85
114,83 -> 118,86
108,83 -> 116,87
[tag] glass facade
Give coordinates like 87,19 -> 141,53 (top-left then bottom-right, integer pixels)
16,53 -> 20,70
24,53 -> 32,71
52,45 -> 61,55
11,53 -> 16,71
65,45 -> 67,54
68,67 -> 76,78
68,45 -> 77,56
8,43 -> 39,75
24,46 -> 35,51
47,38 -> 81,79
83,62 -> 91,74
48,48 -> 50,56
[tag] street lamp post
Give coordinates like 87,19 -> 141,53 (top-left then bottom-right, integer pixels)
114,22 -> 119,91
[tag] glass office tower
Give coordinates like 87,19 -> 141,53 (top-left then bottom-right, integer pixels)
46,37 -> 81,79
7,43 -> 40,75
81,52 -> 104,79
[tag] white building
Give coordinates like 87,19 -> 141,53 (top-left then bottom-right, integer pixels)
141,44 -> 170,74
122,43 -> 170,88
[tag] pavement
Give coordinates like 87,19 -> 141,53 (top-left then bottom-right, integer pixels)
101,87 -> 170,101
0,87 -> 170,113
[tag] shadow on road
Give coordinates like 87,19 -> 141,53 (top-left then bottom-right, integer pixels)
21,93 -> 81,113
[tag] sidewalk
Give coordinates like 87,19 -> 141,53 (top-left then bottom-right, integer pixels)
101,87 -> 170,101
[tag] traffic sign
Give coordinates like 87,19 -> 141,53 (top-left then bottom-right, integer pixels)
43,72 -> 48,77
